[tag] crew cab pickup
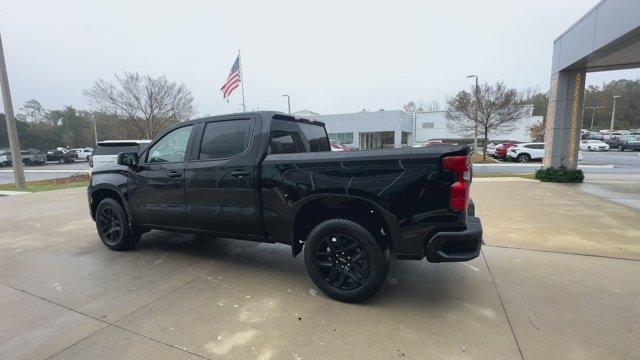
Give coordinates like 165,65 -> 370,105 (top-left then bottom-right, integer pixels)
46,148 -> 77,163
88,111 -> 483,302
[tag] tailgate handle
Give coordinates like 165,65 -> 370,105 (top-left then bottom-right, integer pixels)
167,171 -> 182,178
230,170 -> 250,178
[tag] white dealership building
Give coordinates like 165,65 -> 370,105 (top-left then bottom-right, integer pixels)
299,105 -> 541,149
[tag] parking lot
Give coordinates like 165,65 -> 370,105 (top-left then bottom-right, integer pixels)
1,180 -> 639,359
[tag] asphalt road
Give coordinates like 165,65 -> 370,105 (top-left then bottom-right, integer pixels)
0,161 -> 90,185
476,150 -> 640,174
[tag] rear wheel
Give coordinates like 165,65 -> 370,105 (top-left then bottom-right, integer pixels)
304,219 -> 389,302
95,198 -> 141,251
517,153 -> 531,163
58,157 -> 65,164
618,145 -> 624,151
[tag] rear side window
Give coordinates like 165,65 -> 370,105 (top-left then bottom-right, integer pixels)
94,144 -> 142,155
270,119 -> 330,154
199,119 -> 253,159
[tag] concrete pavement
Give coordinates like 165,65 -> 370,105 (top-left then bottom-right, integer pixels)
0,182 -> 639,359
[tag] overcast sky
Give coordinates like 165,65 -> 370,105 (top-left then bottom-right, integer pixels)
1,0 -> 639,117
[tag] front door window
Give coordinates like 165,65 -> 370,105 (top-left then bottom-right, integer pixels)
147,125 -> 193,163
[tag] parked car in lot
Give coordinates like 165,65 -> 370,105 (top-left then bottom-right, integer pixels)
88,112 -> 483,302
71,147 -> 94,160
20,149 -> 47,165
580,140 -> 609,151
46,148 -> 78,163
506,142 -> 544,163
0,150 -> 11,166
91,140 -> 151,170
584,131 -> 604,140
610,135 -> 640,151
486,142 -> 497,156
493,141 -> 520,159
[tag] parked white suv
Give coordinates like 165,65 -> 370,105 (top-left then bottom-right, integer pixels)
506,142 -> 545,163
91,140 -> 150,170
71,147 -> 94,160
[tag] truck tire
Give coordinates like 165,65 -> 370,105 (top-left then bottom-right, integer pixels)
304,219 -> 389,302
95,198 -> 141,251
58,157 -> 65,164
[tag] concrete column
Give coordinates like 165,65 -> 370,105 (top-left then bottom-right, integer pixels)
394,119 -> 402,148
543,69 -> 586,169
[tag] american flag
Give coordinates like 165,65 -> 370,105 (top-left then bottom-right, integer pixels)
221,55 -> 241,101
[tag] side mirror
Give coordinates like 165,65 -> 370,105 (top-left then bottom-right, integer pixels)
117,152 -> 139,167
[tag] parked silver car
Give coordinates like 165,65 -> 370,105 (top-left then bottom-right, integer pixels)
21,149 -> 47,165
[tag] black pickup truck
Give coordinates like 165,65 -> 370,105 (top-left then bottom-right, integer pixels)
88,111 -> 482,302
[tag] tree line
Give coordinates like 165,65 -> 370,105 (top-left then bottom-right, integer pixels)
0,72 -> 195,151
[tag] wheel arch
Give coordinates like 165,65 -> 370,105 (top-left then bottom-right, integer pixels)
289,194 -> 399,257
90,185 -> 132,222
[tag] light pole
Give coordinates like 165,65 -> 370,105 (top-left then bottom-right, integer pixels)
282,94 -> 291,114
609,95 -> 620,140
91,113 -> 98,144
466,75 -> 479,149
0,30 -> 26,189
584,106 -> 604,129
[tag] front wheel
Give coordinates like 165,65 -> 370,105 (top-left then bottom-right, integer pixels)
58,157 -> 65,164
618,145 -> 624,151
95,198 -> 141,251
517,154 -> 531,163
304,219 -> 389,302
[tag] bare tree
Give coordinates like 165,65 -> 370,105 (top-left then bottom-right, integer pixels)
445,82 -> 527,161
403,101 -> 424,113
84,72 -> 195,138
528,120 -> 545,142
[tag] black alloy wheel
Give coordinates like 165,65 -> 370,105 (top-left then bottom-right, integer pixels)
304,219 -> 389,302
314,234 -> 370,291
97,203 -> 122,245
95,198 -> 141,250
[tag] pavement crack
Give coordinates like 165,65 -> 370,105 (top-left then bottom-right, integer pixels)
113,274 -> 202,324
481,250 -> 525,360
0,275 -> 209,360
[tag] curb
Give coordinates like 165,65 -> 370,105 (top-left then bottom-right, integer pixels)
0,190 -> 30,196
474,177 -> 536,182
473,163 -> 614,169
0,169 -> 90,174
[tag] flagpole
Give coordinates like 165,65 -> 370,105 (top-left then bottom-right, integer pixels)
238,50 -> 246,112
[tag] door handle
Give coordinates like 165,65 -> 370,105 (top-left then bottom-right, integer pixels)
167,171 -> 182,178
230,170 -> 251,178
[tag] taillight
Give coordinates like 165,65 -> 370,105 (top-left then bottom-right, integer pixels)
442,155 -> 471,211
88,155 -> 93,168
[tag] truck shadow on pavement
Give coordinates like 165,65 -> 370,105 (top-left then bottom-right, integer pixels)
132,230 -> 476,307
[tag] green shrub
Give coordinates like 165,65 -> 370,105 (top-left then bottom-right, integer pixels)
535,167 -> 584,183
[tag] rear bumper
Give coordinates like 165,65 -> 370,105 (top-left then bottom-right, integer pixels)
425,216 -> 483,262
